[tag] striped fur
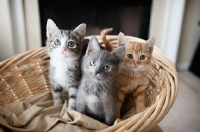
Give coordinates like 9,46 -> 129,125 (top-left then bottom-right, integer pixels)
46,19 -> 86,111
115,32 -> 155,117
100,28 -> 113,51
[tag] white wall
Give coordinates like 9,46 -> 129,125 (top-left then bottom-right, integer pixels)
0,0 -> 14,61
149,0 -> 168,49
10,0 -> 27,55
0,0 -> 41,62
24,0 -> 41,50
149,0 -> 186,64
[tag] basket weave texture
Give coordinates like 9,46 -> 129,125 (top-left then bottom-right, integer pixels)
0,35 -> 178,132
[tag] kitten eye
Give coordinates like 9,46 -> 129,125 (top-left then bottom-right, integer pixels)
54,39 -> 61,45
103,65 -> 111,71
90,60 -> 96,66
68,41 -> 76,48
140,55 -> 146,60
127,54 -> 133,59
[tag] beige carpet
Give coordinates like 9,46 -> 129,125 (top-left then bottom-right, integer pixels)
158,70 -> 200,132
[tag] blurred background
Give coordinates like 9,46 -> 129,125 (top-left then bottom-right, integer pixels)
0,0 -> 200,131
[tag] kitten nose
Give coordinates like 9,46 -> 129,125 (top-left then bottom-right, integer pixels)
61,48 -> 66,53
134,63 -> 138,67
95,71 -> 100,76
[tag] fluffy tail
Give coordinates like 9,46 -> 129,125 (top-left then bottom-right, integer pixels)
100,28 -> 113,51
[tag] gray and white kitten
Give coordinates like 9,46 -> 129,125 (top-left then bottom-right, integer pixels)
76,36 -> 125,126
46,19 -> 86,110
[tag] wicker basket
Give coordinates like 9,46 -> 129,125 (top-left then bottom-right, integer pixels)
0,35 -> 178,132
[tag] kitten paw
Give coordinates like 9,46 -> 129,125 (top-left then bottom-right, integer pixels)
67,106 -> 76,111
53,99 -> 63,106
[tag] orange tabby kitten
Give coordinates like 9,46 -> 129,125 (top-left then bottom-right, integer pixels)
115,32 -> 155,117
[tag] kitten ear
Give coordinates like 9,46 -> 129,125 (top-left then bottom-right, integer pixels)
46,19 -> 59,38
86,36 -> 100,55
145,37 -> 155,52
117,32 -> 128,47
110,46 -> 125,65
73,23 -> 86,41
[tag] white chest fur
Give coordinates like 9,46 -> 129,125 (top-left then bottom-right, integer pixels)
86,94 -> 100,112
50,57 -> 75,88
87,95 -> 99,103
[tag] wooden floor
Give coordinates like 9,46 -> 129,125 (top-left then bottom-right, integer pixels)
156,70 -> 200,132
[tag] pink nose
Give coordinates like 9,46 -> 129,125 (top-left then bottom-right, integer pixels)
61,48 -> 66,53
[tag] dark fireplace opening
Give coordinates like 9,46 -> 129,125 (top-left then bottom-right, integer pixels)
39,1 -> 152,47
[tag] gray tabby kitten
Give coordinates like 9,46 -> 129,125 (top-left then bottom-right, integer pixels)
76,36 -> 125,126
46,19 -> 86,110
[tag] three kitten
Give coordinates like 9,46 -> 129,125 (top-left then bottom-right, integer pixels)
76,36 -> 125,126
46,19 -> 155,125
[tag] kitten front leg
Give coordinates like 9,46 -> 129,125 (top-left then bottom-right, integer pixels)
136,85 -> 146,113
51,84 -> 64,106
104,101 -> 118,126
117,89 -> 126,118
76,96 -> 87,114
67,86 -> 78,110
105,112 -> 116,126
